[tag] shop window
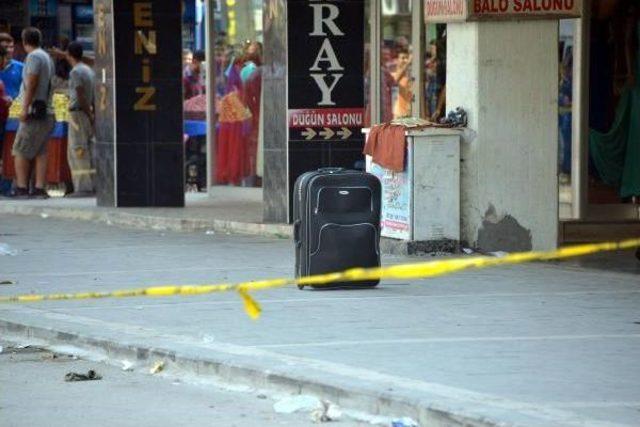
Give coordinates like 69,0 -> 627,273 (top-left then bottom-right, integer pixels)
380,0 -> 413,121
182,0 -> 264,190
214,0 -> 263,187
587,2 -> 640,205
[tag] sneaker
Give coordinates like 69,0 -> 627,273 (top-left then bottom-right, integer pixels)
30,188 -> 50,199
6,187 -> 30,199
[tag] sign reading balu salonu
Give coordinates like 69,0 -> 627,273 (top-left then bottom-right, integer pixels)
425,0 -> 581,22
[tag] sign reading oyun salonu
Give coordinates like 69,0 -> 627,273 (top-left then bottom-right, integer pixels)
425,0 -> 581,22
287,0 -> 365,142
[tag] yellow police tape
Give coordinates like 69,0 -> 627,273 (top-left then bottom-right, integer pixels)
1,238 -> 639,320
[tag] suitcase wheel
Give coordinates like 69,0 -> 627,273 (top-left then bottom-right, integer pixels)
297,284 -> 305,290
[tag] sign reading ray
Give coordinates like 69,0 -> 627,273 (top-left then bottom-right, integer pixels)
287,0 -> 365,143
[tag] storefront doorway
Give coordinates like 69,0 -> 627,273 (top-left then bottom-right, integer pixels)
183,0 -> 264,194
560,0 -> 640,242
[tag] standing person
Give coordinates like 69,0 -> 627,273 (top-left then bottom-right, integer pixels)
0,47 -> 10,120
0,46 -> 12,195
0,32 -> 24,100
430,37 -> 447,122
49,36 -> 72,90
66,41 -> 95,197
9,27 -> 55,199
392,46 -> 412,119
558,47 -> 573,181
183,49 -> 205,99
241,41 -> 262,184
425,39 -> 440,118
182,49 -> 193,67
0,46 -> 13,149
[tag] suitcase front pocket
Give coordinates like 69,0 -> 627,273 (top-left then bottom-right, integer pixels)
315,187 -> 373,214
309,223 -> 379,278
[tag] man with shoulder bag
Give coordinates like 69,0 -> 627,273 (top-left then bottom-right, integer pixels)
9,27 -> 55,199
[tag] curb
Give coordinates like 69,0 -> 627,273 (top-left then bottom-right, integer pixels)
0,314 -> 499,427
0,205 -> 293,239
1,206 -> 465,255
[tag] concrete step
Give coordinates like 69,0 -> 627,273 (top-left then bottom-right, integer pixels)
561,220 -> 640,244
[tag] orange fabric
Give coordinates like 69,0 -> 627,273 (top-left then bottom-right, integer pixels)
363,124 -> 406,172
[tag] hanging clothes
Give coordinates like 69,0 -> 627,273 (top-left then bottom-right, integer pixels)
589,23 -> 640,198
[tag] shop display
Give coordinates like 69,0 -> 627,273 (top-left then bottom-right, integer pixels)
8,93 -> 70,123
3,93 -> 72,186
183,94 -> 207,121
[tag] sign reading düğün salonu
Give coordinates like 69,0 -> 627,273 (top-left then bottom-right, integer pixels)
425,0 -> 581,22
287,0 -> 365,143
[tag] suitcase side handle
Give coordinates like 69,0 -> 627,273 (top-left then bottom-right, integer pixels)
293,220 -> 302,247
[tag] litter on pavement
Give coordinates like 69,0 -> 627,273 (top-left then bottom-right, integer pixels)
150,361 -> 165,374
273,395 -> 322,414
0,243 -> 18,256
64,370 -> 102,382
310,400 -> 342,423
391,417 -> 419,427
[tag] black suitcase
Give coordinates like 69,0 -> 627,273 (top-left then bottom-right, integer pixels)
293,168 -> 381,289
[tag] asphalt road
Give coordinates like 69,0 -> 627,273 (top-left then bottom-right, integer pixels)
0,339 -> 369,427
1,215 -> 639,427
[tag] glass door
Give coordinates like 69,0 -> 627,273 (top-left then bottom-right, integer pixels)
380,0 -> 414,121
561,1 -> 639,223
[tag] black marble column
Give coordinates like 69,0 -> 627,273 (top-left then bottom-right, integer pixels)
262,0 -> 366,224
263,0 -> 289,223
94,0 -> 184,207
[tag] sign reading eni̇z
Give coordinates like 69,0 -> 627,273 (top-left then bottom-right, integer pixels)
112,0 -> 182,145
425,0 -> 581,22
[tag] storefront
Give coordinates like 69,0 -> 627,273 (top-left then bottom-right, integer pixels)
74,0 -> 640,249
254,0 -> 638,250
0,0 -> 95,54
559,1 -> 640,244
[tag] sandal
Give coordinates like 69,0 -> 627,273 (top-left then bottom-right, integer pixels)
30,188 -> 50,199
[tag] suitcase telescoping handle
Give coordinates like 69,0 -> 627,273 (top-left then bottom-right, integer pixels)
293,220 -> 301,247
317,167 -> 344,174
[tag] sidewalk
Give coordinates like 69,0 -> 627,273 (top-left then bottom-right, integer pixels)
0,187 -> 292,239
1,215 -> 639,427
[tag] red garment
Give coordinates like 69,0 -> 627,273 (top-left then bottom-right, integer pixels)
0,81 -> 9,123
363,124 -> 406,172
243,68 -> 261,177
216,121 -> 247,185
215,90 -> 252,185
